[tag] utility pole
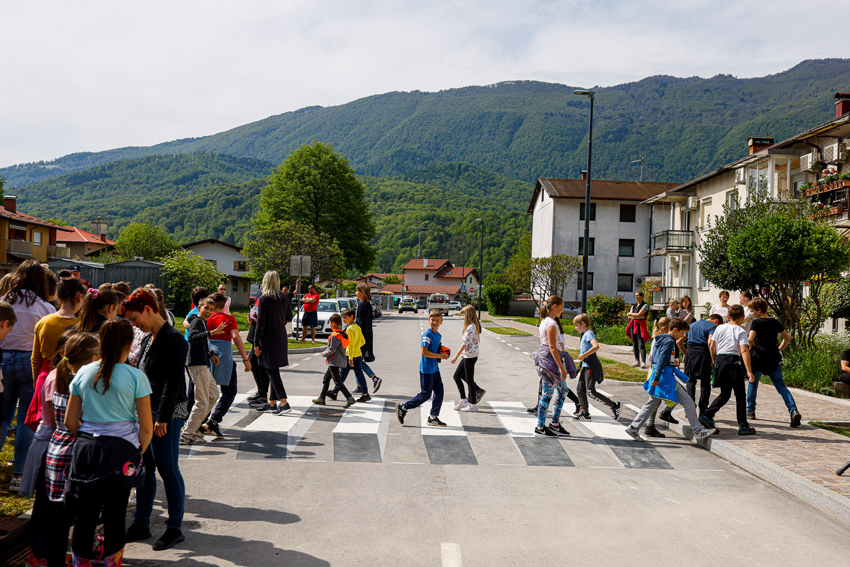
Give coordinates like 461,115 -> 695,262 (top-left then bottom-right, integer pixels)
631,156 -> 644,182
476,218 -> 484,319
574,89 -> 595,314
411,225 -> 428,258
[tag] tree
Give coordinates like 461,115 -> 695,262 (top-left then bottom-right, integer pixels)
243,220 -> 346,285
257,141 -> 376,272
382,275 -> 402,285
699,190 -> 850,348
112,222 -> 178,262
162,248 -> 226,310
0,175 -> 5,201
483,284 -> 513,315
44,218 -> 70,227
528,255 -> 582,307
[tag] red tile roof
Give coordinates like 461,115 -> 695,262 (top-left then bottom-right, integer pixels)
434,266 -> 478,279
380,284 -> 404,294
0,207 -> 74,231
402,259 -> 451,271
56,226 -> 114,245
357,273 -> 400,280
528,178 -> 680,213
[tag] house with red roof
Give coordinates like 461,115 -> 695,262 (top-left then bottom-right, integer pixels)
0,195 -> 74,275
396,258 -> 480,299
356,273 -> 402,289
55,216 -> 114,259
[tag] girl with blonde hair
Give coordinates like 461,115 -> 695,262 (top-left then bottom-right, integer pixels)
450,305 -> 483,411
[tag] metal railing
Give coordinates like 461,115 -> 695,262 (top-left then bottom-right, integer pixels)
6,239 -> 33,256
47,245 -> 71,259
650,285 -> 693,305
651,230 -> 694,252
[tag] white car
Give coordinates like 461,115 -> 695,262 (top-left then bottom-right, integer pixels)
293,298 -> 351,337
449,301 -> 462,311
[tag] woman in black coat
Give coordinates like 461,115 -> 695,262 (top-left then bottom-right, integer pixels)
253,271 -> 294,414
355,283 -> 381,392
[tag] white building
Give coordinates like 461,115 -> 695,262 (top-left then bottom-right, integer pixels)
182,239 -> 251,308
644,93 -> 850,329
529,176 -> 678,304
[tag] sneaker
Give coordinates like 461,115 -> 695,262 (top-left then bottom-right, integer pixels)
179,435 -> 205,446
152,528 -> 185,551
699,415 -> 716,430
696,428 -> 718,440
526,405 -> 539,415
312,398 -> 326,405
738,426 -> 757,436
475,388 -> 486,404
395,403 -> 407,425
534,426 -> 557,437
275,403 -> 292,415
659,409 -> 679,424
125,524 -> 152,543
644,425 -> 666,438
199,422 -> 211,435
249,397 -> 268,408
572,405 -> 582,417
632,361 -> 641,368
612,402 -> 622,420
372,376 -> 383,393
343,398 -> 356,409
625,426 -> 645,442
247,393 -> 262,403
454,399 -> 470,411
746,411 -> 756,420
358,394 -> 372,403
256,403 -> 277,412
573,413 -> 591,421
461,404 -> 478,412
9,476 -> 21,492
790,410 -> 802,427
640,363 -> 647,369
326,391 -> 339,402
427,416 -> 447,427
547,423 -> 570,437
128,488 -> 137,508
205,419 -> 223,439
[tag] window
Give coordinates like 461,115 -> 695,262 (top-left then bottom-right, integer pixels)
578,237 -> 595,256
424,274 -> 429,281
205,259 -> 218,267
579,202 -> 596,221
617,274 -> 633,292
234,260 -> 248,272
620,204 -> 637,222
793,180 -> 804,198
9,224 -> 26,241
681,211 -> 691,231
700,198 -> 712,228
577,271 -> 594,291
32,231 -> 42,246
699,269 -> 710,290
726,190 -> 738,211
618,239 -> 635,257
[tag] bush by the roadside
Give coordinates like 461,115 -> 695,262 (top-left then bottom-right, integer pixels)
483,284 -> 513,316
782,332 -> 850,395
587,294 -> 626,328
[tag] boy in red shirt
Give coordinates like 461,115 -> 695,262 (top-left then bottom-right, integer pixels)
202,293 -> 251,438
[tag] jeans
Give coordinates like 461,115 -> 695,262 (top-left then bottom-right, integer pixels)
747,365 -> 797,414
537,379 -> 568,428
134,417 -> 185,531
361,361 -> 377,378
210,361 -> 237,422
1,350 -> 36,477
402,371 -> 444,417
339,356 -> 368,394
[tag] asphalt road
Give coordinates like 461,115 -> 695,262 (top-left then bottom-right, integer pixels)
125,312 -> 849,567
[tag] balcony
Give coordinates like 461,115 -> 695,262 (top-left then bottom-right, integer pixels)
650,230 -> 695,256
6,239 -> 33,257
650,285 -> 693,306
47,245 -> 71,259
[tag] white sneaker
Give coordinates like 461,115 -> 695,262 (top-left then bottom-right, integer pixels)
461,404 -> 478,412
632,361 -> 641,368
696,428 -> 718,440
454,399 -> 469,411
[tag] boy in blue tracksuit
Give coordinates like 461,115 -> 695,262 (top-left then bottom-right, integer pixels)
396,309 -> 449,427
625,318 -> 718,442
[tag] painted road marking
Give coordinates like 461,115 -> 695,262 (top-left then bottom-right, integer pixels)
237,396 -> 316,460
420,401 -> 477,465
584,404 -> 672,470
489,401 -> 573,467
625,404 -> 642,413
441,543 -> 463,567
333,398 -> 387,463
181,393 -> 250,459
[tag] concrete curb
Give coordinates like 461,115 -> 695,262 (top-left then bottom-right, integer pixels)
661,417 -> 850,526
289,346 -> 327,354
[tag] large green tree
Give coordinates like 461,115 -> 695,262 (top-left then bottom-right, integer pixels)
162,248 -> 226,310
257,142 -> 376,272
101,221 -> 179,262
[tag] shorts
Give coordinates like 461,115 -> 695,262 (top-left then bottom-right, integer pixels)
302,310 -> 319,328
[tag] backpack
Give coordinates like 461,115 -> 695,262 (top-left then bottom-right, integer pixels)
331,329 -> 349,349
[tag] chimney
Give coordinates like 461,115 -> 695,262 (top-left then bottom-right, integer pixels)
90,216 -> 108,241
423,258 -> 428,267
747,137 -> 774,155
4,196 -> 16,213
836,92 -> 850,118
580,170 -> 587,181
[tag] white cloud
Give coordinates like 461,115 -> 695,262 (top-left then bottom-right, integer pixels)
0,0 -> 847,166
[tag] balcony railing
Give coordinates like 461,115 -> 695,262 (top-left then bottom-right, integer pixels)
6,239 -> 33,257
47,245 -> 71,259
651,230 -> 695,253
650,285 -> 693,306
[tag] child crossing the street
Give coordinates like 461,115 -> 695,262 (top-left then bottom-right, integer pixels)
331,308 -> 371,402
572,314 -> 621,421
181,298 -> 225,445
313,314 -> 356,408
396,309 -> 449,427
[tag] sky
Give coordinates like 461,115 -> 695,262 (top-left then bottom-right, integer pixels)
1,0 -> 848,167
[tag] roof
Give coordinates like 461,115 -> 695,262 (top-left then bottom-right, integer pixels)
181,238 -> 242,252
434,266 -> 478,279
55,226 -> 114,245
0,207 -> 74,232
357,273 -> 401,280
402,259 -> 451,271
381,284 -> 404,294
528,178 -> 679,213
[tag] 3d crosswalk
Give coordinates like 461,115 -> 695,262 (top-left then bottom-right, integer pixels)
179,395 -> 677,469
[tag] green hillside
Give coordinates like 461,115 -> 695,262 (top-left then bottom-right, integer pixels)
4,59 -> 850,187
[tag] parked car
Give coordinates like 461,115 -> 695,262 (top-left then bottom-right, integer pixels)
293,298 -> 350,337
416,297 -> 427,310
399,297 -> 417,313
371,298 -> 382,318
449,301 -> 462,311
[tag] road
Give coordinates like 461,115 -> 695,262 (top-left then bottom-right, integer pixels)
125,313 -> 849,567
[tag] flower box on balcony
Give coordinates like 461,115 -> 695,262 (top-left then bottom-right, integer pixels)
829,206 -> 845,216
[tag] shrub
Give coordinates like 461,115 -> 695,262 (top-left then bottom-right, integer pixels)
783,333 -> 850,395
483,284 -> 513,316
587,294 -> 626,328
162,249 -> 226,311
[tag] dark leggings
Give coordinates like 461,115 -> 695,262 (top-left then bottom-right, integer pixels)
453,357 -> 479,401
266,367 -> 287,401
632,332 -> 646,363
320,367 -> 352,400
71,479 -> 130,559
250,350 -> 269,398
537,376 -> 579,408
31,459 -> 74,566
576,363 -> 615,413
840,372 -> 850,385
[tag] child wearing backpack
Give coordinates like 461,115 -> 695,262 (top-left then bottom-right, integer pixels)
313,314 -> 356,408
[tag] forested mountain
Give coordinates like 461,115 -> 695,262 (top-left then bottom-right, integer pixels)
4,59 -> 850,187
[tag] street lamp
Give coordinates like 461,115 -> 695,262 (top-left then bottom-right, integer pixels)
476,218 -> 484,319
411,224 -> 429,258
574,88 -> 595,314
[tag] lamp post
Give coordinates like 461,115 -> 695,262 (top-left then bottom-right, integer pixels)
476,218 -> 483,319
411,224 -> 428,258
574,89 -> 595,314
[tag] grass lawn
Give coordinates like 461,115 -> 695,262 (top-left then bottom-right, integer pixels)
174,309 -> 251,332
513,317 -> 581,337
1,437 -> 34,518
810,421 -> 850,438
485,326 -> 533,337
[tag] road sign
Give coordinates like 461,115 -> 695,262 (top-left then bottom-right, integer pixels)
289,255 -> 311,277
460,284 -> 466,292
469,286 -> 475,294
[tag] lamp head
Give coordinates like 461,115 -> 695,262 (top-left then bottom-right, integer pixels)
573,89 -> 595,99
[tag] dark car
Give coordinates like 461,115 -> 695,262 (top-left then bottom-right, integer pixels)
416,297 -> 427,309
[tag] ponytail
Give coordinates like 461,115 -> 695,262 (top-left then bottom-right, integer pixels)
93,318 -> 133,395
56,333 -> 99,395
539,295 -> 564,321
76,288 -> 120,333
653,317 -> 671,338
